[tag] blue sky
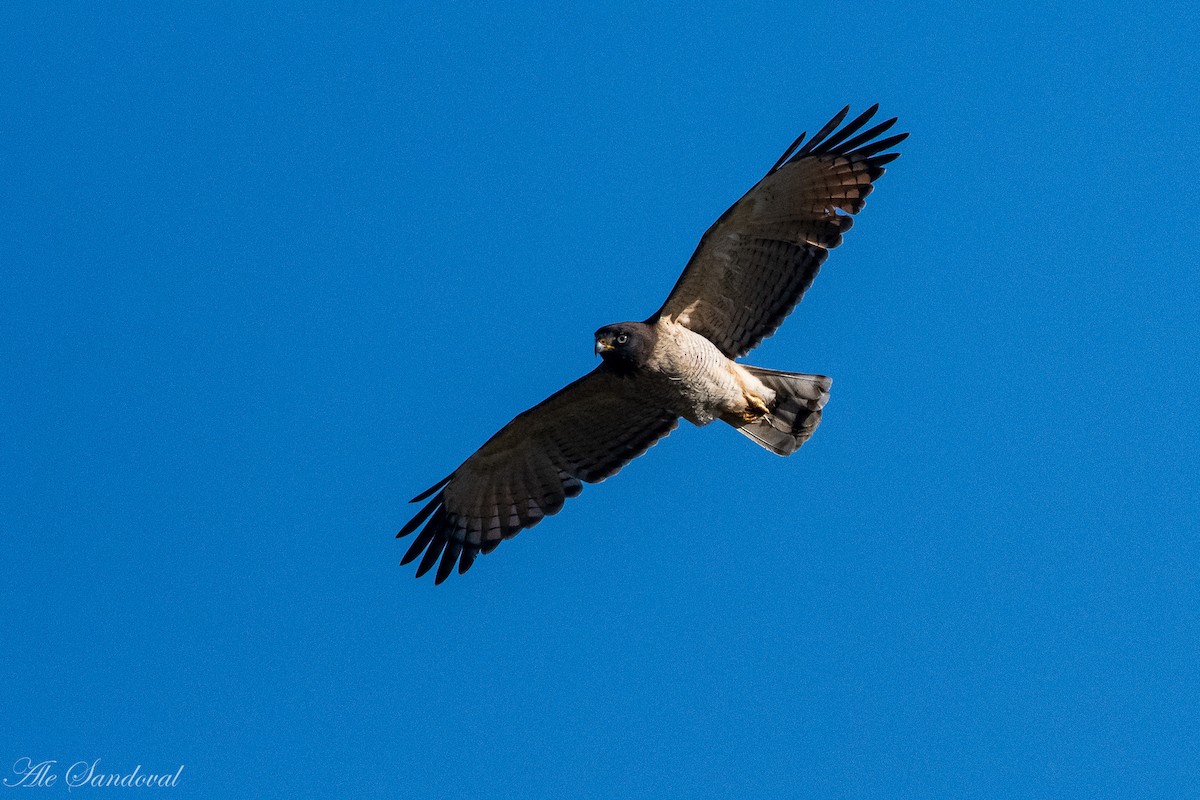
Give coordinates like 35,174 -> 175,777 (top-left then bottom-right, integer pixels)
3,2 -> 1198,798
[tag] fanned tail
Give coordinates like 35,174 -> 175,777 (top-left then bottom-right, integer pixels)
728,367 -> 831,456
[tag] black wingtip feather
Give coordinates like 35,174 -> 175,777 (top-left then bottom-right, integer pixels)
458,546 -> 477,574
397,493 -> 442,538
400,539 -> 425,566
811,104 -> 879,155
772,106 -> 906,170
856,132 -> 909,158
409,474 -> 452,503
769,131 -> 807,174
414,533 -> 447,578
834,117 -> 898,155
400,510 -> 442,565
435,540 -> 462,584
797,106 -> 850,156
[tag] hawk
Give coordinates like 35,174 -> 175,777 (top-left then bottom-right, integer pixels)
399,105 -> 907,583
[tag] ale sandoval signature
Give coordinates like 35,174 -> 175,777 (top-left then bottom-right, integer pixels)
5,759 -> 184,790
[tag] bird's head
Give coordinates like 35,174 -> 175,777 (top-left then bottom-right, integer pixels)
594,322 -> 655,374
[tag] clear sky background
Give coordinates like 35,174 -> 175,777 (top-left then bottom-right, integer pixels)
3,3 -> 1198,798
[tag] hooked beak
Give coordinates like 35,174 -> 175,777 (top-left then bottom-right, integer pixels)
595,338 -> 615,356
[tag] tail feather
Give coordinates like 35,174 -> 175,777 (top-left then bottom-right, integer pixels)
729,366 -> 831,456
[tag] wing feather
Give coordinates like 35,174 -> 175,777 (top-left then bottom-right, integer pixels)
653,105 -> 907,357
810,104 -> 880,154
397,367 -> 678,583
400,509 -> 441,566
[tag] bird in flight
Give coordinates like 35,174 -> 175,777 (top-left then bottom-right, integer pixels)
399,105 -> 907,583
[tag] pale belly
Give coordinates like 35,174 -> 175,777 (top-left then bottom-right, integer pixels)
644,322 -> 774,426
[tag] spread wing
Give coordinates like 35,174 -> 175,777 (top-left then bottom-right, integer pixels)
653,105 -> 908,358
397,367 -> 678,584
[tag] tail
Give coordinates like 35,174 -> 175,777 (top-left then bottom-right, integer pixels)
728,366 -> 832,456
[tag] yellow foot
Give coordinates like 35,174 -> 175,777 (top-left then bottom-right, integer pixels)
740,394 -> 771,422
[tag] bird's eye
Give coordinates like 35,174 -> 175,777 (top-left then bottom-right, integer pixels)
617,334 -> 629,344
